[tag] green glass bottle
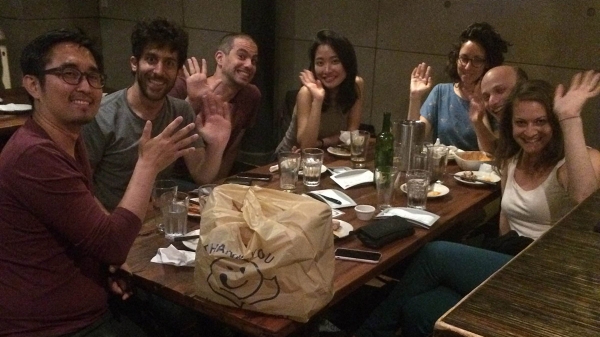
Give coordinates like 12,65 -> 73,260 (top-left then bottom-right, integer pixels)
375,112 -> 394,169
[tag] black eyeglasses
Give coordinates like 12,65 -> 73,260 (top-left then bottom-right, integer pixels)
42,66 -> 106,89
457,55 -> 486,68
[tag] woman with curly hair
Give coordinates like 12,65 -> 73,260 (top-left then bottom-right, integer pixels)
407,22 -> 510,150
275,29 -> 364,153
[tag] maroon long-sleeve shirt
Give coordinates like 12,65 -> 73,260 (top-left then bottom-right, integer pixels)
0,118 -> 141,336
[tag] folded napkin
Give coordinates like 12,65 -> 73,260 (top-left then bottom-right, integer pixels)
376,207 -> 440,228
151,244 -> 195,267
339,131 -> 351,146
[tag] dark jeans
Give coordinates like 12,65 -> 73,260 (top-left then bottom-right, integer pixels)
354,241 -> 512,337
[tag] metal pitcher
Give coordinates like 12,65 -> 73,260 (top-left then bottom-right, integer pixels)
393,120 -> 425,171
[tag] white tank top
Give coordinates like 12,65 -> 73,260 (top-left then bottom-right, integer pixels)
501,157 -> 575,239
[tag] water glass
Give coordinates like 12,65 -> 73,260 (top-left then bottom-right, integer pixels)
161,191 -> 189,239
406,169 -> 430,210
278,151 -> 301,191
427,145 -> 448,185
152,179 -> 178,232
302,148 -> 324,187
375,166 -> 398,210
409,144 -> 429,171
350,130 -> 370,168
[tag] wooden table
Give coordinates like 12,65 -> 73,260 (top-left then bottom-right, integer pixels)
126,154 -> 501,337
434,189 -> 600,337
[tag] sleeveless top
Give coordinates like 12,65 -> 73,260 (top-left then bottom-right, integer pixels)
275,103 -> 347,154
501,156 -> 575,239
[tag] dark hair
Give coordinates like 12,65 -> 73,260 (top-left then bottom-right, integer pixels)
446,22 -> 510,83
495,79 -> 564,171
217,33 -> 257,54
514,66 -> 529,86
131,18 -> 188,68
308,29 -> 359,114
20,28 -> 103,86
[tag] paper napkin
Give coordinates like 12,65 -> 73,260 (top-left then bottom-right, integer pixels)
151,244 -> 196,267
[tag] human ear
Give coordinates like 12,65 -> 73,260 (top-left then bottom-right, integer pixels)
22,75 -> 42,100
129,56 -> 138,72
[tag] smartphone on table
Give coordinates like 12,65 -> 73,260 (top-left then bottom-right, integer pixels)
236,172 -> 273,181
334,248 -> 381,264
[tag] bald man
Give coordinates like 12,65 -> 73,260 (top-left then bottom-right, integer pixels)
470,65 -> 528,152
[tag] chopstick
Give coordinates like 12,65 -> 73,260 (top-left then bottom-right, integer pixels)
170,235 -> 199,242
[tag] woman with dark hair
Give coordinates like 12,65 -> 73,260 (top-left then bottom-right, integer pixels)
352,71 -> 600,337
275,29 -> 364,153
407,22 -> 510,150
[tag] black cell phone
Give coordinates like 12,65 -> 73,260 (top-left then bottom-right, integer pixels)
224,177 -> 253,186
334,248 -> 381,264
236,172 -> 273,181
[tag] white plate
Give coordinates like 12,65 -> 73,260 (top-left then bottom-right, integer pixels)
0,103 -> 32,112
400,183 -> 449,198
454,171 -> 501,185
330,169 -> 374,190
188,197 -> 204,217
181,229 -> 200,251
327,146 -> 351,157
333,220 -> 353,239
299,165 -> 327,176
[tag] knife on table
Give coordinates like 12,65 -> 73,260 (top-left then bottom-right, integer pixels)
307,192 -> 343,205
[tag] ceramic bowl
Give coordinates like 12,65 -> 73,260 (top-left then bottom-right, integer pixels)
454,151 -> 494,171
355,205 -> 376,221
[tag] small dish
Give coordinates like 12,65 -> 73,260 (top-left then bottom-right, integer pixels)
355,205 -> 376,221
181,229 -> 200,251
454,171 -> 501,186
333,220 -> 353,239
400,183 -> 450,198
327,146 -> 351,157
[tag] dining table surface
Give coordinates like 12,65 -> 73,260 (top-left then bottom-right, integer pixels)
126,147 -> 502,337
434,188 -> 600,337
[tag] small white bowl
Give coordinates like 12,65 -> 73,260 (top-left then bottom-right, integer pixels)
355,205 -> 376,221
455,151 -> 494,171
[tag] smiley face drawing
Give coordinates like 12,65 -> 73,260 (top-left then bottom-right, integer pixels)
207,258 -> 280,308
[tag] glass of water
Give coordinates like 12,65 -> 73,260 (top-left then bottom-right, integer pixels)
278,151 -> 301,192
302,148 -> 324,187
406,169 -> 430,210
161,191 -> 189,240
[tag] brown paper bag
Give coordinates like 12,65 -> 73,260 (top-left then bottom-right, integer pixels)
194,184 -> 335,322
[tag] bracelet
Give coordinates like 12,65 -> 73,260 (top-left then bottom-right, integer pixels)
558,116 -> 581,123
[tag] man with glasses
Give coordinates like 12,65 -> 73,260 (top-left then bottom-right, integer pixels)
83,18 -> 231,211
169,32 -> 261,179
0,28 -> 199,335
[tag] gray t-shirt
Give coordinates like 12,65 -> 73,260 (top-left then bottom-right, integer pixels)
82,89 -> 203,211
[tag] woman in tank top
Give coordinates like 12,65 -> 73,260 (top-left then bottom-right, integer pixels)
495,74 -> 600,240
275,29 -> 364,153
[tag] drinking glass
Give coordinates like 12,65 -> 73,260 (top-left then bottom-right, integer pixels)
427,145 -> 448,185
406,169 -> 430,210
161,191 -> 189,239
152,179 -> 178,232
409,144 -> 429,171
278,151 -> 301,192
302,148 -> 324,187
375,166 -> 398,210
350,130 -> 370,168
